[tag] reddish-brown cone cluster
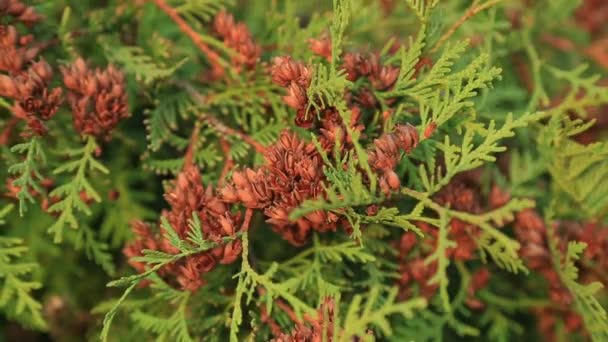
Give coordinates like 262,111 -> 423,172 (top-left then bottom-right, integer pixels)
213,11 -> 261,72
514,209 -> 573,305
124,167 -> 243,291
309,35 -> 332,61
575,0 -> 608,37
271,298 -> 335,342
513,209 -> 588,338
222,130 -> 338,245
0,25 -> 40,73
61,58 -> 129,137
368,124 -> 419,194
317,107 -> 365,151
343,52 -> 400,91
570,222 -> 608,273
271,56 -> 314,128
0,0 -> 42,25
0,60 -> 62,135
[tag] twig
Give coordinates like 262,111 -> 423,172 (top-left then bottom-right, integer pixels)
241,208 -> 254,232
0,117 -> 19,146
260,305 -> 283,337
218,138 -> 234,186
180,83 -> 267,153
183,122 -> 201,169
512,53 -> 534,94
152,0 -> 224,78
430,0 -> 504,54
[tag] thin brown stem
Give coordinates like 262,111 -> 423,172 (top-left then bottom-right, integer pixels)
260,305 -> 283,337
0,117 -> 19,146
218,138 -> 234,186
183,122 -> 201,169
430,0 -> 503,54
153,0 -> 224,78
181,83 -> 267,153
241,208 -> 254,232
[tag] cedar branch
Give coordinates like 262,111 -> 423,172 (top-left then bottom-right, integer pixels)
153,0 -> 224,78
430,0 -> 503,54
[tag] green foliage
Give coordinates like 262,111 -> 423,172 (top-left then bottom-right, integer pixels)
2,0 -> 608,341
425,210 -> 455,312
545,136 -> 608,218
419,112 -> 546,194
405,0 -> 439,22
8,137 -> 47,216
336,287 -> 426,341
102,39 -> 187,85
130,279 -> 194,342
47,136 -> 109,243
145,92 -> 195,151
562,242 -> 608,342
101,214 -> 239,341
547,225 -> 608,342
279,234 -> 376,302
0,205 -> 46,330
230,232 -> 317,342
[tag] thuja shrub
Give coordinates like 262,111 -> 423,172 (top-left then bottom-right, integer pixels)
1,0 -> 608,341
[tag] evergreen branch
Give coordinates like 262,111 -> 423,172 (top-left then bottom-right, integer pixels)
544,64 -> 608,118
131,289 -> 194,342
330,0 -> 351,69
47,136 -> 108,243
181,82 -> 268,153
8,137 -> 47,216
546,222 -> 608,342
421,112 -> 546,194
67,225 -> 116,275
0,226 -> 46,330
404,0 -> 439,22
430,0 -> 504,53
279,235 -> 375,301
425,210 -> 455,312
230,232 -> 317,342
337,287 -> 426,341
101,216 -> 240,341
401,187 -> 530,274
145,92 -> 195,151
153,0 -> 225,77
102,42 -> 187,85
522,30 -> 550,111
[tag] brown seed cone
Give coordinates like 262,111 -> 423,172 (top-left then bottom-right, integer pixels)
125,167 -> 243,292
318,107 -> 365,151
0,0 -> 43,25
367,124 -> 419,194
3,59 -> 62,135
122,221 -> 160,274
61,58 -> 129,137
220,130 -> 341,246
213,11 -> 261,71
271,56 -> 316,127
308,35 -> 332,62
0,25 -> 40,73
342,52 -> 399,89
271,298 -> 335,342
271,56 -> 311,88
514,209 -> 573,306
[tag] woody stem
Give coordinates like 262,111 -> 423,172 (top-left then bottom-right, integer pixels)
152,0 -> 224,77
218,138 -> 234,185
183,122 -> 201,169
241,208 -> 254,232
0,117 -> 19,145
430,0 -> 504,53
181,82 -> 267,153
